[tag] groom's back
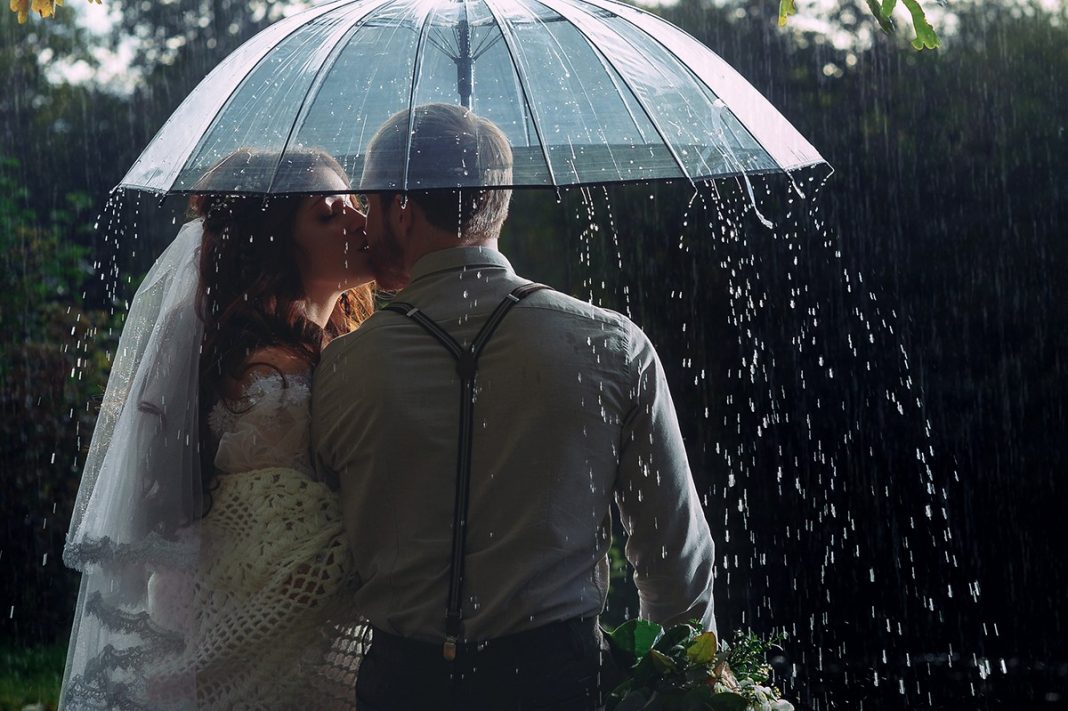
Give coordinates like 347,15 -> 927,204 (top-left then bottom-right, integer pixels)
312,246 -> 715,645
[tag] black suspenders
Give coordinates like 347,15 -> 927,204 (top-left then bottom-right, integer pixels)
382,281 -> 552,660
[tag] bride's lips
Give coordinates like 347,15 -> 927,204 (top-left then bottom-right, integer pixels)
345,227 -> 370,253
357,227 -> 370,252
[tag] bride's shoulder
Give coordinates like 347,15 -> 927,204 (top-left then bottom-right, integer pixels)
220,347 -> 312,402
208,347 -> 313,437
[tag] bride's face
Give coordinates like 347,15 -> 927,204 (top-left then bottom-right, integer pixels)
292,170 -> 373,295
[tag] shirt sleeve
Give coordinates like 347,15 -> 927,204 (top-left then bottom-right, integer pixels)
615,320 -> 717,635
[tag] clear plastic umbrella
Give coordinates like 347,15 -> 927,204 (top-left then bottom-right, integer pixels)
121,0 -> 824,195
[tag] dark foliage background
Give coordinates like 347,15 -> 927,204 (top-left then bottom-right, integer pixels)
1,0 -> 1064,707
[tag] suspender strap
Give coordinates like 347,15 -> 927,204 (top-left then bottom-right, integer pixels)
382,281 -> 552,660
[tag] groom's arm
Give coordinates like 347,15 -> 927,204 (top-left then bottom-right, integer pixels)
309,362 -> 341,487
614,321 -> 717,635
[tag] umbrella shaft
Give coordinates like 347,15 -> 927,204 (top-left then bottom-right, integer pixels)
457,5 -> 472,108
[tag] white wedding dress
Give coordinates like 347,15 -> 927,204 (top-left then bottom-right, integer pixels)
60,222 -> 368,711
146,370 -> 369,710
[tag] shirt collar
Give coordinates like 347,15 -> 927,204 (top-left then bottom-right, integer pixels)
407,246 -> 514,285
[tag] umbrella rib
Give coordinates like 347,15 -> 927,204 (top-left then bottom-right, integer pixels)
401,1 -> 439,192
470,30 -> 503,60
515,5 -> 618,176
480,0 -> 558,186
427,34 -> 453,57
533,0 -> 693,186
265,0 -> 392,195
169,0 -> 355,192
566,29 -> 646,152
553,19 -> 646,154
568,0 -> 777,174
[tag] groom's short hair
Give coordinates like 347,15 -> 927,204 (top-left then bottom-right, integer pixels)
361,103 -> 513,243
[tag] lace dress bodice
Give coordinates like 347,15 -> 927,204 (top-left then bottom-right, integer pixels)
207,372 -> 316,479
146,371 -> 368,710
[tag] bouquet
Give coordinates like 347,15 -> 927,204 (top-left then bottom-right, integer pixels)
600,619 -> 794,711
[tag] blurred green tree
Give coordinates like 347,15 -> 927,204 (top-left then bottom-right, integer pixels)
7,0 -> 941,48
0,156 -> 118,648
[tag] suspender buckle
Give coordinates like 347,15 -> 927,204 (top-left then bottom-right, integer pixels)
443,635 -> 458,661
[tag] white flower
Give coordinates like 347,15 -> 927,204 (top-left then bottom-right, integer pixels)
772,700 -> 795,711
745,684 -> 778,711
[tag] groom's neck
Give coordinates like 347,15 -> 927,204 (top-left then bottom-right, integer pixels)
404,232 -> 500,273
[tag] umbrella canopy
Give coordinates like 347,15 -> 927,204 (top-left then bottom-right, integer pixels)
121,0 -> 824,195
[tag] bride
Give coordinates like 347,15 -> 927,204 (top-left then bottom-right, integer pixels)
59,149 -> 375,710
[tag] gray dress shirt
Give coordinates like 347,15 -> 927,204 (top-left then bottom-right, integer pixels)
312,246 -> 716,643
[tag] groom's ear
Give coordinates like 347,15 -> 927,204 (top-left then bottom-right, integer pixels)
392,193 -> 419,241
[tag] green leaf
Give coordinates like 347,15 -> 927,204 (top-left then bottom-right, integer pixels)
777,0 -> 796,27
900,0 -> 940,49
722,630 -> 782,681
605,619 -> 664,669
654,623 -> 699,655
684,665 -> 713,684
607,678 -> 636,710
614,689 -> 652,711
685,631 -> 719,665
707,692 -> 750,711
648,649 -> 679,675
866,0 -> 896,33
631,654 -> 661,687
678,686 -> 716,710
642,694 -> 667,711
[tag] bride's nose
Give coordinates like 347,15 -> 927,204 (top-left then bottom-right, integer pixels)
329,196 -> 365,227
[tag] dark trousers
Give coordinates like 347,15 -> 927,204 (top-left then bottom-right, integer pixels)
355,616 -> 625,710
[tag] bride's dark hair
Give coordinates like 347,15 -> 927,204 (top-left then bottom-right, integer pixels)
189,149 -> 374,501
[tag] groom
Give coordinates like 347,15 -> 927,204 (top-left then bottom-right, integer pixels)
311,103 -> 717,710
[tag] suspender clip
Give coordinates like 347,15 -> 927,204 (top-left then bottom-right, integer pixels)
443,636 -> 458,661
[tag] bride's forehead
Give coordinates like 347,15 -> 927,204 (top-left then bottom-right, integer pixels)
301,192 -> 342,212
297,170 -> 351,208
310,165 -> 350,191
313,193 -> 356,213
302,194 -> 331,210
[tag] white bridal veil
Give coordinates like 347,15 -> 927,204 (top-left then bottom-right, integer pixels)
60,219 -> 206,710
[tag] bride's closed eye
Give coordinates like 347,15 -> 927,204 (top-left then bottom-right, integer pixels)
317,199 -> 345,222
320,195 -> 362,220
